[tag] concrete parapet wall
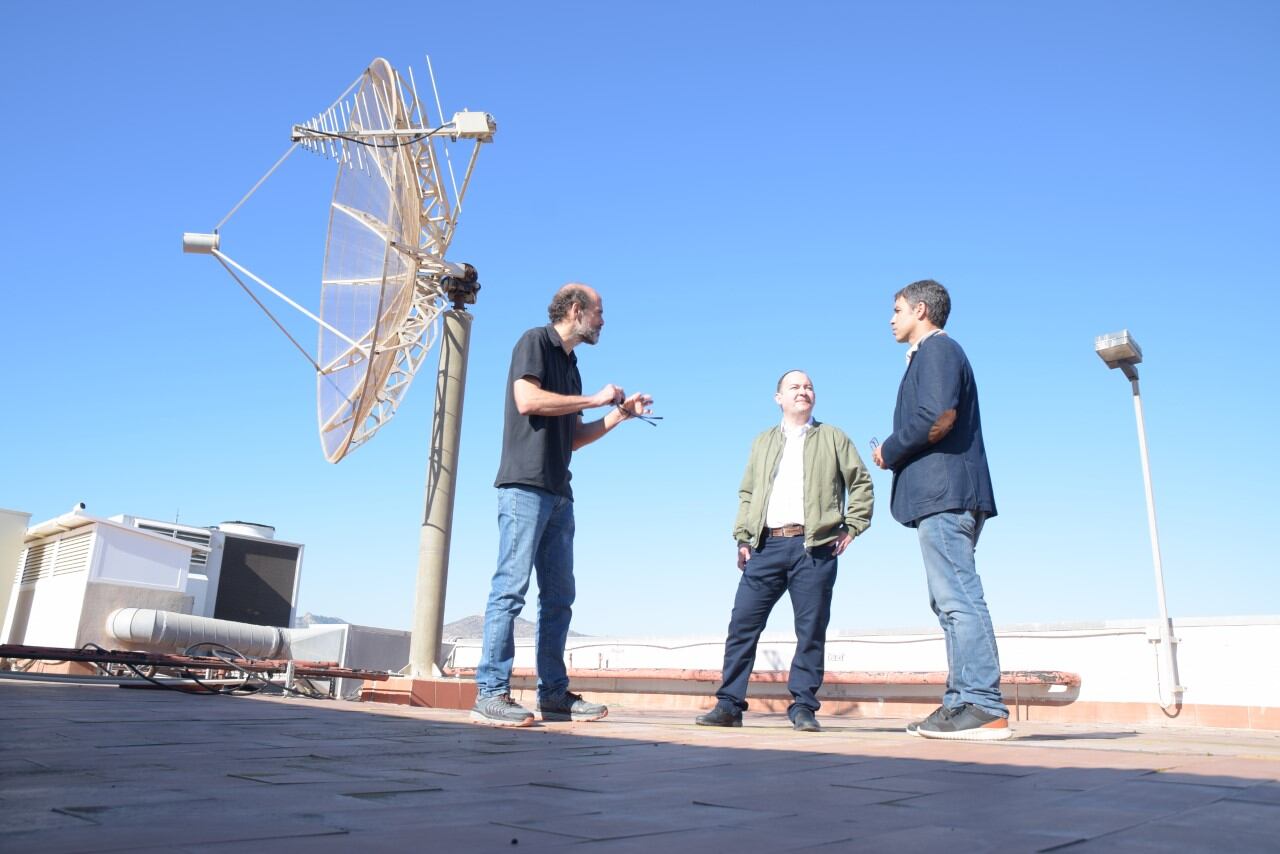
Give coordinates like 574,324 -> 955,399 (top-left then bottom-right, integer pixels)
447,615 -> 1280,726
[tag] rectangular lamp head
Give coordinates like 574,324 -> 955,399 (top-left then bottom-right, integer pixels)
1095,329 -> 1142,369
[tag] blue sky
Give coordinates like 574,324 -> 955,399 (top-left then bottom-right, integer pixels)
3,2 -> 1277,638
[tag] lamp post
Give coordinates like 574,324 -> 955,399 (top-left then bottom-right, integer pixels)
1094,330 -> 1183,708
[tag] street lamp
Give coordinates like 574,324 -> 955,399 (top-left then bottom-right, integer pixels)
1094,330 -> 1183,709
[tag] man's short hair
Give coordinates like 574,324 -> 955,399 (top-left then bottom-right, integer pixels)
776,369 -> 810,391
895,279 -> 951,328
547,284 -> 595,323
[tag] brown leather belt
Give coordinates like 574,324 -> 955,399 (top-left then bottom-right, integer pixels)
767,524 -> 805,538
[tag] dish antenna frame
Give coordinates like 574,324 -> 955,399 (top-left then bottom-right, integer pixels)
183,56 -> 496,676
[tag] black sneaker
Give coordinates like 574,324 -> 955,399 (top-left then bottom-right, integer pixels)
537,690 -> 608,722
905,704 -> 951,737
470,693 -> 535,727
917,703 -> 1011,741
695,703 -> 743,727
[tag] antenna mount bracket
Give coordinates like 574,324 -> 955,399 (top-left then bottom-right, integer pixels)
441,263 -> 480,309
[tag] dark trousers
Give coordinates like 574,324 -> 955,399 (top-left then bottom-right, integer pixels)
715,534 -> 838,716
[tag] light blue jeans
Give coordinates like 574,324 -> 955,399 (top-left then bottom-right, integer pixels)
916,509 -> 1008,718
476,486 -> 575,700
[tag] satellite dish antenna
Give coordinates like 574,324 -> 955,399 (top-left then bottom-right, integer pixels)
183,56 -> 496,677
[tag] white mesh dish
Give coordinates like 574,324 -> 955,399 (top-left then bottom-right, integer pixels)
317,59 -> 423,462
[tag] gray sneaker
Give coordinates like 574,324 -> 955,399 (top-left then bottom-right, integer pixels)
905,704 -> 951,737
917,703 -> 1011,741
470,693 -> 535,727
537,690 -> 608,722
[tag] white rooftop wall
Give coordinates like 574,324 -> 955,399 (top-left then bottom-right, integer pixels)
0,509 -> 31,636
448,616 -> 1280,709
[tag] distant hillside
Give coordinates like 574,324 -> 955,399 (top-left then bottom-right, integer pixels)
295,612 -> 347,627
443,615 -> 586,639
296,612 -> 586,637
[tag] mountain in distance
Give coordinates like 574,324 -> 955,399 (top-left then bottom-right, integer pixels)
295,612 -> 347,627
296,612 -> 586,637
442,615 -> 586,639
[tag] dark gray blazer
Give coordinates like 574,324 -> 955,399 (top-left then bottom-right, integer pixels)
880,333 -> 997,527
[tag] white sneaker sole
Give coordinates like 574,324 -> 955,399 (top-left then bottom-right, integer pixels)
469,710 -> 535,727
917,726 -> 1011,741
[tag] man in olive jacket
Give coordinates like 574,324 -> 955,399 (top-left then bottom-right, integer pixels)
697,370 -> 874,732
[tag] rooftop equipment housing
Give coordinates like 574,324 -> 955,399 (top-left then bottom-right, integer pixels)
112,516 -> 304,629
2,512 -> 196,650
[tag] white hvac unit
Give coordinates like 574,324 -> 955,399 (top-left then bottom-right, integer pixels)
2,510 -> 196,649
112,516 -> 304,629
288,622 -> 411,699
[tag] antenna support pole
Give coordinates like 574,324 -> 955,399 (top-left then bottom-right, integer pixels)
410,296 -> 475,677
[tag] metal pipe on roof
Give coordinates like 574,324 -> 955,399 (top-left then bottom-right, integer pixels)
107,608 -> 285,659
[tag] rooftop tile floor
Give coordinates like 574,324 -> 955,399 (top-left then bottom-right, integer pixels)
1,681 -> 1277,852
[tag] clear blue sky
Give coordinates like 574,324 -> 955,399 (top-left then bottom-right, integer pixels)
3,2 -> 1277,637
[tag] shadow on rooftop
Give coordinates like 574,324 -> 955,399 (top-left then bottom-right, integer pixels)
0,681 -> 1275,852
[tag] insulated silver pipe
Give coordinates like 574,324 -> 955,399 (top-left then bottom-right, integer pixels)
107,608 -> 284,659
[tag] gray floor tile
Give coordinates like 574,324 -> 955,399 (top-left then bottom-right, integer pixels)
1,682 -> 1277,853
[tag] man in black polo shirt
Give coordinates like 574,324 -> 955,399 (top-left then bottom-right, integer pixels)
472,283 -> 655,727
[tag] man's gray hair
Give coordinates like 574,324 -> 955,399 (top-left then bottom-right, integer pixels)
547,284 -> 595,323
895,279 -> 951,329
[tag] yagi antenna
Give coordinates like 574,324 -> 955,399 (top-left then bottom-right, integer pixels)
422,55 -> 463,211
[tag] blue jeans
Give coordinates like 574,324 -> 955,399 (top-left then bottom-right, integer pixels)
916,509 -> 1007,718
715,534 -> 838,717
476,486 -> 575,700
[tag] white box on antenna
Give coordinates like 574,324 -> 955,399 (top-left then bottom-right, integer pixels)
451,111 -> 496,141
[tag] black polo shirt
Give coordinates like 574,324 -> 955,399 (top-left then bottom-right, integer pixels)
494,324 -> 583,499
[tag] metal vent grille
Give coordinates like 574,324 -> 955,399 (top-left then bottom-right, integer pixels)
20,531 -> 93,583
137,523 -> 211,570
20,542 -> 53,583
53,532 -> 93,576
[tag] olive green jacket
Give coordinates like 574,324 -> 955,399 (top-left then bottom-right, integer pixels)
733,420 -> 874,550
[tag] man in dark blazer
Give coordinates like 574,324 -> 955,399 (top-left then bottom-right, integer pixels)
872,279 -> 1010,741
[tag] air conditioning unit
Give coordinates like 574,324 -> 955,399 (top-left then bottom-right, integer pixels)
113,517 -> 304,629
288,622 -> 411,699
2,511 -> 196,649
